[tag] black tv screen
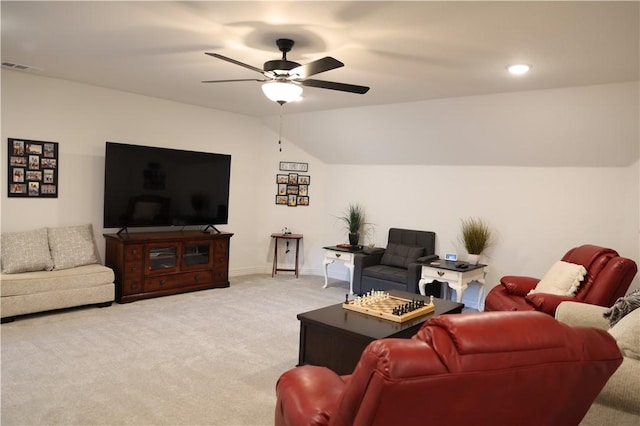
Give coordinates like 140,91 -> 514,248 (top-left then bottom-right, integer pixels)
103,142 -> 231,229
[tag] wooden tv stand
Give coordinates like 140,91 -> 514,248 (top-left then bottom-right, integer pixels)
104,231 -> 233,303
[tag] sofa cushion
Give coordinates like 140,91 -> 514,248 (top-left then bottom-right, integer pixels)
48,224 -> 100,270
528,261 -> 587,296
608,308 -> 640,360
380,243 -> 424,269
362,264 -> 408,284
1,228 -> 54,274
0,264 -> 115,297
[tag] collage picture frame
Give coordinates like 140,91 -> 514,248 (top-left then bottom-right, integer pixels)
275,171 -> 310,206
8,138 -> 59,198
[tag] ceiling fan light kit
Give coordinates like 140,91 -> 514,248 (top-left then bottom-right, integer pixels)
204,38 -> 369,105
262,81 -> 303,105
507,64 -> 531,75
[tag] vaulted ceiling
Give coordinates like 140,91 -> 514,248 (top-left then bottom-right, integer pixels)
2,1 -> 638,117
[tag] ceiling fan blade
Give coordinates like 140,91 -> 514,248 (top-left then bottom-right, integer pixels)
301,79 -> 370,94
205,52 -> 265,74
290,57 -> 344,78
202,79 -> 265,83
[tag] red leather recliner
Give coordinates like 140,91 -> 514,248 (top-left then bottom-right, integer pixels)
484,244 -> 637,315
275,311 -> 622,426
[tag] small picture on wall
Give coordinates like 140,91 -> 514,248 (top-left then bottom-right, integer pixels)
287,185 -> 298,195
28,155 -> 40,170
298,185 -> 308,196
27,143 -> 42,155
278,183 -> 287,195
277,174 -> 288,184
12,168 -> 24,182
10,184 -> 26,194
10,156 -> 26,167
11,140 -> 25,156
297,196 -> 309,206
43,143 -> 56,158
298,175 -> 310,185
288,173 -> 298,185
41,184 -> 57,195
276,195 -> 288,205
26,171 -> 42,181
288,194 -> 297,206
8,138 -> 59,198
28,182 -> 40,196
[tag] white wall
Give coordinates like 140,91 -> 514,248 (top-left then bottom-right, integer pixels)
322,163 -> 639,306
2,71 -> 638,308
279,82 -> 639,168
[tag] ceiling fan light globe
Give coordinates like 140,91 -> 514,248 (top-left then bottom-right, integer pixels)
507,64 -> 531,75
262,82 -> 303,104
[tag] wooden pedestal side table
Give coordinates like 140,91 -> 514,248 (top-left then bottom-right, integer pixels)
271,233 -> 303,278
418,260 -> 487,310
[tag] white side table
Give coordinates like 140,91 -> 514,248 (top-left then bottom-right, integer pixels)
322,246 -> 358,294
418,260 -> 487,310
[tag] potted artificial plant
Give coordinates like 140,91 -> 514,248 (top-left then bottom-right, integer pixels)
459,217 -> 492,264
339,203 -> 367,246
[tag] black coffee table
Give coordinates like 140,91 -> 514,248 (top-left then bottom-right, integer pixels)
297,290 -> 464,375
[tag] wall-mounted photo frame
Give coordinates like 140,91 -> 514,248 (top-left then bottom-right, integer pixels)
298,175 -> 310,185
8,138 -> 59,198
275,164 -> 310,206
279,161 -> 308,172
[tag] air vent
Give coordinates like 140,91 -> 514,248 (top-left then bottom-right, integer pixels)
1,61 -> 42,73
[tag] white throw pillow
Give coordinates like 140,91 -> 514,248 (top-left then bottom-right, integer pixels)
48,224 -> 99,270
608,308 -> 640,360
0,228 -> 54,274
528,261 -> 587,296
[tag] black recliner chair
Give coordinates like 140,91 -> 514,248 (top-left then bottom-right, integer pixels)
353,228 -> 438,295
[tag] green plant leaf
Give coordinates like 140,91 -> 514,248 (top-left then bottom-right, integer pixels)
338,203 -> 366,233
459,217 -> 492,255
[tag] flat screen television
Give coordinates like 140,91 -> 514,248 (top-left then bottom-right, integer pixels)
103,142 -> 231,231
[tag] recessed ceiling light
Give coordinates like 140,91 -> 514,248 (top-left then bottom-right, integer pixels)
507,64 -> 531,75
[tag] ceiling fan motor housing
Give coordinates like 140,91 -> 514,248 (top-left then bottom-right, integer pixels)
265,38 -> 300,75
264,59 -> 301,74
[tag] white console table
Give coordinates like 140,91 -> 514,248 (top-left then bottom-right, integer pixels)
418,260 -> 487,310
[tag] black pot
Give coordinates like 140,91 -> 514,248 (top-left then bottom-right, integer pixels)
348,232 -> 359,246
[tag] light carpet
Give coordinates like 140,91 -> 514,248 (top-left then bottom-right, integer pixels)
1,274 -> 351,426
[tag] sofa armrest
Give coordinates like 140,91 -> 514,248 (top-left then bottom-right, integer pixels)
525,293 -> 576,316
407,262 -> 423,293
555,301 -> 609,330
275,365 -> 346,426
354,251 -> 384,269
417,254 -> 439,263
501,275 -> 540,296
353,252 -> 384,294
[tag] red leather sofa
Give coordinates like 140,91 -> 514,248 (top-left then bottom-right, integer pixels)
485,244 -> 637,315
275,311 -> 622,426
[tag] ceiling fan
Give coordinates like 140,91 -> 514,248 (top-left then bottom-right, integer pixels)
203,38 -> 370,105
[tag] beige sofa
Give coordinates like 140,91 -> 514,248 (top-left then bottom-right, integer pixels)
1,225 -> 114,321
556,301 -> 639,425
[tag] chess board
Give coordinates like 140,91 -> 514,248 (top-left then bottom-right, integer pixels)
343,294 -> 435,323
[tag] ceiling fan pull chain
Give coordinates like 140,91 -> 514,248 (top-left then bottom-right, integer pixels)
278,114 -> 283,152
